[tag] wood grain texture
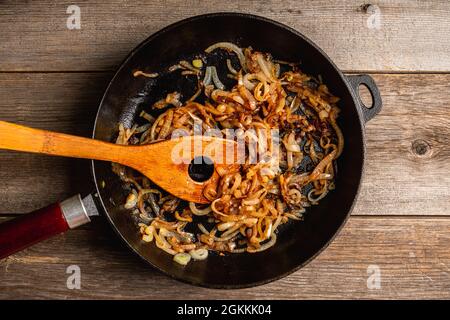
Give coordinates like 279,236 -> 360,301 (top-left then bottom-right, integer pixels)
0,216 -> 449,299
0,1 -> 450,72
0,72 -> 108,212
0,73 -> 448,215
356,73 -> 450,216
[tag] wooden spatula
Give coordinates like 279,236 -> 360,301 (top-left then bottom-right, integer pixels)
0,121 -> 239,203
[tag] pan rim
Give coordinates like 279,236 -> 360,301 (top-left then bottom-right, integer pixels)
91,12 -> 366,289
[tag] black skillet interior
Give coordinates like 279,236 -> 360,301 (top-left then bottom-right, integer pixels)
92,13 -> 365,288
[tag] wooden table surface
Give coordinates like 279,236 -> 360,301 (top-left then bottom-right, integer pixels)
1,1 -> 449,299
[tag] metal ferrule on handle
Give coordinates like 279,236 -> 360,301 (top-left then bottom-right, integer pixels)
60,194 -> 91,229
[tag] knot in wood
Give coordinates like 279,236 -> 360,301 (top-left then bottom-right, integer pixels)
411,139 -> 431,157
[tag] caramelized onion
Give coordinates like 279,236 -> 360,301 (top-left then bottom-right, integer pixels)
119,43 -> 343,261
189,202 -> 212,216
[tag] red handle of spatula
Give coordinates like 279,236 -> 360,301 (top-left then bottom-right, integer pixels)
0,194 -> 91,260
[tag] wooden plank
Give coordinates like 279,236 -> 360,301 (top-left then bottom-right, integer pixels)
0,1 -> 450,72
0,72 -> 448,215
356,73 -> 450,216
0,73 -> 110,212
0,217 -> 449,299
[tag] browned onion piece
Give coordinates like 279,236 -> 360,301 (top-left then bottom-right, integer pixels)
133,70 -> 158,78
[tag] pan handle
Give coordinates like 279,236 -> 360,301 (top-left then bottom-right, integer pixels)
346,74 -> 382,123
0,194 -> 91,260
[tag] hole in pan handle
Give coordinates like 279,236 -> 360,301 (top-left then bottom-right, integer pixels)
346,74 -> 383,124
